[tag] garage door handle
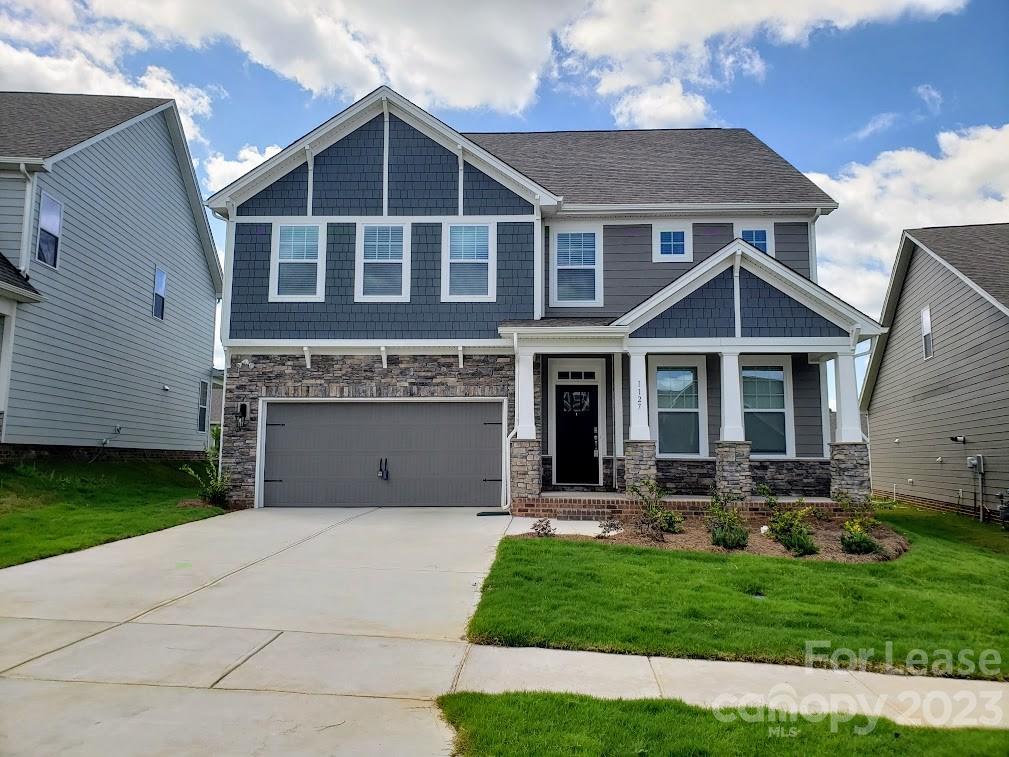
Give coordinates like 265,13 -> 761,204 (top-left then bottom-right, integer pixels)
266,423 -> 285,427
264,479 -> 283,483
483,422 -> 502,426
483,478 -> 502,482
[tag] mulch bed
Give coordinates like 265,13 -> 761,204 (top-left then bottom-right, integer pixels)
519,520 -> 909,563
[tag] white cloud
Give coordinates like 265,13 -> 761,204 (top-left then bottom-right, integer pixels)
203,144 -> 283,193
612,80 -> 710,128
914,83 -> 943,114
809,123 -> 1009,317
847,111 -> 900,141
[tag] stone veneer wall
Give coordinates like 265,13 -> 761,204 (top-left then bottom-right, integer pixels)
510,439 -> 541,499
830,442 -> 871,501
623,440 -> 657,491
221,353 -> 515,508
715,441 -> 752,498
657,459 -> 715,495
751,459 -> 831,498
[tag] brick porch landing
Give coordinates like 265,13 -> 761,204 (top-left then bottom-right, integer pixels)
511,493 -> 840,521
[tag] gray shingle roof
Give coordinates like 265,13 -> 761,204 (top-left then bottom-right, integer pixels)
906,223 -> 1009,310
0,255 -> 38,297
0,92 -> 169,160
464,128 -> 835,206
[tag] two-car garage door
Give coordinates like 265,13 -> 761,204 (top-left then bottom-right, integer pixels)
262,401 -> 504,507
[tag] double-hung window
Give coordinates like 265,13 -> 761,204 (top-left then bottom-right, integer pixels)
652,226 -> 693,262
356,224 -> 410,302
197,381 -> 209,433
921,306 -> 933,359
36,191 -> 63,268
442,223 -> 495,301
552,229 -> 601,306
740,226 -> 772,255
741,361 -> 792,456
152,266 -> 167,320
270,224 -> 324,302
650,357 -> 707,456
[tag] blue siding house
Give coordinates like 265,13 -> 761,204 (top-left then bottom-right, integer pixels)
208,86 -> 882,513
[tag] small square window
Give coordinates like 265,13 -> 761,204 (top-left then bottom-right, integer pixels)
652,226 -> 692,262
742,229 -> 769,253
660,231 -> 686,256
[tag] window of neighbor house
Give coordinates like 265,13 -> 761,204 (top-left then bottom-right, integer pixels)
152,266 -> 167,320
36,192 -> 63,268
921,306 -> 933,359
198,381 -> 208,433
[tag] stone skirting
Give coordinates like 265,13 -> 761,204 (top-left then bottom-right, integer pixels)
512,495 -> 844,521
657,458 -> 715,495
510,439 -> 541,499
623,440 -> 657,492
751,459 -> 831,498
715,441 -> 752,499
0,444 -> 205,466
221,353 -> 515,508
830,442 -> 870,501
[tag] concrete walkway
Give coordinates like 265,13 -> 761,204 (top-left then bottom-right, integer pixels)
0,510 -> 1006,755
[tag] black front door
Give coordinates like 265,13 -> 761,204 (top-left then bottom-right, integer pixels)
555,384 -> 599,484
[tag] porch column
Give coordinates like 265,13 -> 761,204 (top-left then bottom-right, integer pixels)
833,353 -> 862,443
830,351 -> 870,502
515,349 -> 536,439
628,350 -> 650,440
719,351 -> 745,441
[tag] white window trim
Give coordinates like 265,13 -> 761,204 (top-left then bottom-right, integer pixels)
268,223 -> 326,303
736,222 -> 775,257
652,225 -> 693,263
354,222 -> 412,303
648,355 -> 708,458
739,354 -> 795,458
549,223 -> 603,308
921,306 -> 933,360
198,380 -> 209,433
440,222 -> 497,303
152,265 -> 167,320
547,357 -> 606,486
35,189 -> 63,271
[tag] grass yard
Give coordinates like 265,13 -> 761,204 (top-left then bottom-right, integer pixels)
0,460 -> 223,568
469,507 -> 1009,679
438,692 -> 1007,756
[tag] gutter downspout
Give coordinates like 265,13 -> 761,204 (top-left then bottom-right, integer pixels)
17,163 -> 35,274
808,208 -> 822,283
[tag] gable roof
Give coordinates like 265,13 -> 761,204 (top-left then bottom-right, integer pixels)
0,92 -> 170,162
464,128 -> 836,209
860,222 -> 1009,410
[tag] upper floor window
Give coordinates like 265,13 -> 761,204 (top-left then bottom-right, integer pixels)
270,224 -> 325,302
741,227 -> 771,254
652,226 -> 693,262
198,381 -> 209,433
36,191 -> 63,268
552,229 -> 601,307
741,360 -> 793,456
921,306 -> 933,359
152,266 -> 167,320
442,223 -> 496,302
355,224 -> 410,302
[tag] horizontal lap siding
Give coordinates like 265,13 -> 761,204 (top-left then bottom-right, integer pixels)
5,112 -> 217,449
868,247 -> 1009,509
792,356 -> 825,457
229,222 -> 534,339
773,222 -> 810,278
0,175 -> 25,267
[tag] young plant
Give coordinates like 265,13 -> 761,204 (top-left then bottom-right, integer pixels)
628,478 -> 683,541
767,497 -> 819,557
597,517 -> 623,539
705,491 -> 749,550
841,515 -> 882,555
531,517 -> 556,538
180,442 -> 230,508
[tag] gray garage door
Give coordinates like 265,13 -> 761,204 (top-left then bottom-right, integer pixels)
262,401 -> 503,507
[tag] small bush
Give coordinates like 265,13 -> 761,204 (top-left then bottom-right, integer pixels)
628,478 -> 683,541
597,517 -> 622,539
180,444 -> 230,507
766,495 -> 819,557
705,492 -> 749,550
841,515 -> 882,555
531,517 -> 556,538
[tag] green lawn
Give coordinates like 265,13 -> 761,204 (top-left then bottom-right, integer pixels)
0,460 -> 223,568
438,692 -> 1007,756
469,507 -> 1009,679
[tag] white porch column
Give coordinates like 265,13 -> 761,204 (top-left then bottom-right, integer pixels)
515,350 -> 536,439
628,350 -> 650,440
834,352 -> 862,443
720,351 -> 745,441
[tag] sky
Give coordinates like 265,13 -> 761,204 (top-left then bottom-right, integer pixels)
2,0 -> 1008,379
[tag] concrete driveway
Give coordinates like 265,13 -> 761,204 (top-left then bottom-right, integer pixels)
0,507 -> 511,756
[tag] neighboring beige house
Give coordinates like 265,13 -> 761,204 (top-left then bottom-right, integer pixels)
862,223 -> 1009,519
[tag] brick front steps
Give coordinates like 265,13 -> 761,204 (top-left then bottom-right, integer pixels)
511,493 -> 843,521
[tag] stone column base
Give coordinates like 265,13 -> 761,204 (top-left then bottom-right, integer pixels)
510,438 -> 542,501
830,442 -> 870,502
624,440 -> 657,492
715,441 -> 752,499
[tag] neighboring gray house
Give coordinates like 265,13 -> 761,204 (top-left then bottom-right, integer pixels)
209,86 -> 882,513
0,92 -> 222,457
862,223 -> 1009,518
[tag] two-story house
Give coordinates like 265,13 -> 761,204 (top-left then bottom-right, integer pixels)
0,92 -> 222,459
208,86 -> 882,514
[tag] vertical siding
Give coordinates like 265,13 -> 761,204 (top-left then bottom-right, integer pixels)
5,112 -> 217,450
868,247 -> 1009,509
773,222 -> 810,278
0,175 -> 26,267
792,355 -> 825,457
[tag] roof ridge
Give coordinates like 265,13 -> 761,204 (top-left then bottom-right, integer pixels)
465,127 -> 746,136
908,222 -> 1009,232
0,91 -> 170,102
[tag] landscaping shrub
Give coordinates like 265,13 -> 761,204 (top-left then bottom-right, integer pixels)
596,517 -> 622,539
760,485 -> 819,557
628,478 -> 684,541
705,492 -> 749,550
841,515 -> 882,555
531,518 -> 556,537
180,443 -> 230,507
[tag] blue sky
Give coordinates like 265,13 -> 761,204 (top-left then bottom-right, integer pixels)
1,0 -> 1007,380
